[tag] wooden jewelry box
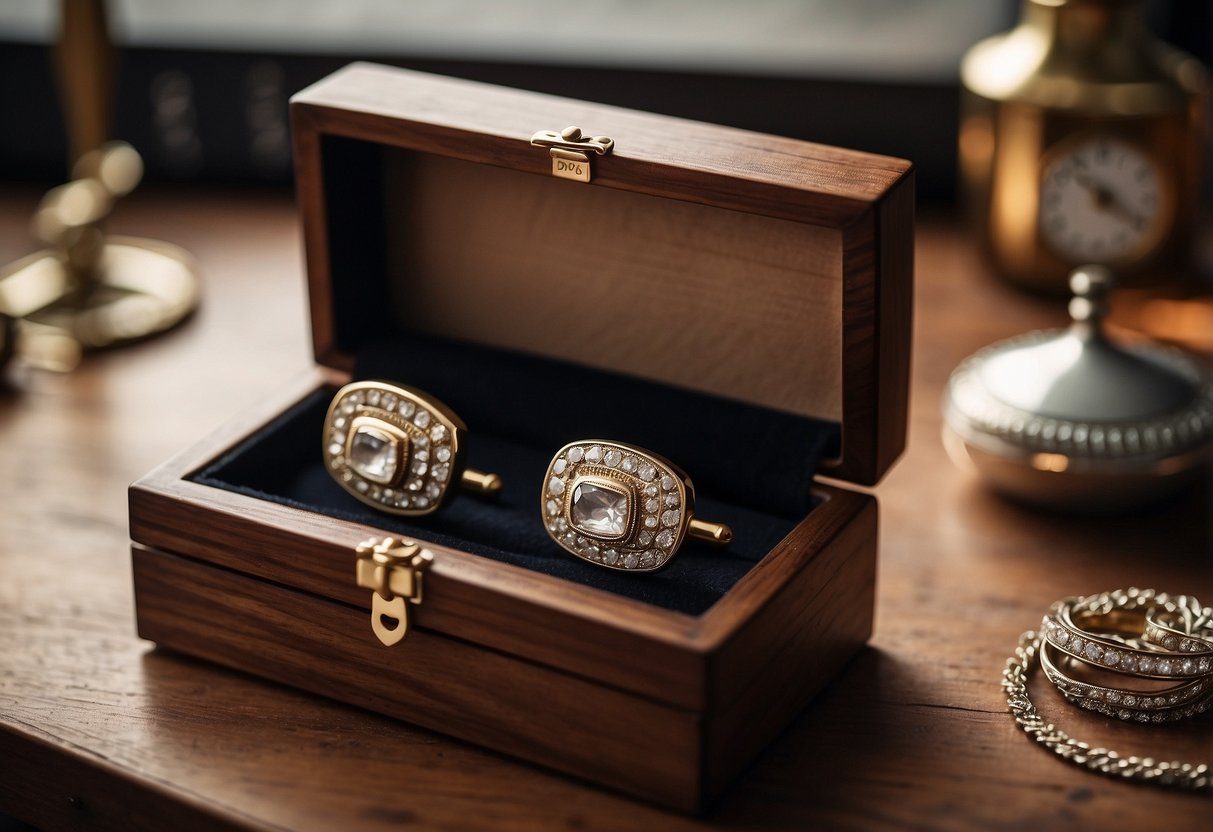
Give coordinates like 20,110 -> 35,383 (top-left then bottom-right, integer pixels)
128,63 -> 913,813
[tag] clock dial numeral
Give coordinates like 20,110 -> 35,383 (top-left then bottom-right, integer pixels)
1038,137 -> 1165,264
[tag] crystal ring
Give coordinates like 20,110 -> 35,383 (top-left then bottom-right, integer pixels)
1040,641 -> 1212,723
1143,597 -> 1213,655
540,440 -> 732,572
1042,595 -> 1213,681
323,380 -> 502,516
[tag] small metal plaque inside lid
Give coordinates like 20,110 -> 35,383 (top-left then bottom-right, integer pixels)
943,265 -> 1213,510
530,126 -> 613,183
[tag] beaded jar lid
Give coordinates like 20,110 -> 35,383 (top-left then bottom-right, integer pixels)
943,266 -> 1213,510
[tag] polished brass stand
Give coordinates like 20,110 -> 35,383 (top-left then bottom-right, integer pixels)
0,0 -> 199,372
0,144 -> 199,371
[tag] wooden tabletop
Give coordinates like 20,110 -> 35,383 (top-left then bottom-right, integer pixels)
0,188 -> 1209,831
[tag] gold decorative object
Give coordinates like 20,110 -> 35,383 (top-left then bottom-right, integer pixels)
530,126 -> 614,182
942,265 -> 1213,510
959,0 -> 1206,293
0,143 -> 200,370
541,440 -> 732,573
55,0 -> 116,167
0,0 -> 200,370
354,536 -> 433,647
323,380 -> 503,516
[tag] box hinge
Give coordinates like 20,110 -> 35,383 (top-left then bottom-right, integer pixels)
530,126 -> 613,182
354,536 -> 433,647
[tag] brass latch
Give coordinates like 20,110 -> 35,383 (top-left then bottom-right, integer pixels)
354,536 -> 433,647
530,126 -> 613,182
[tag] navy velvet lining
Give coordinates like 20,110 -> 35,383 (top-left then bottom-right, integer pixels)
355,333 -> 836,518
192,337 -> 839,615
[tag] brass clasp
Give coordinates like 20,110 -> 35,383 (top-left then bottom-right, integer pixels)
354,536 -> 433,647
530,126 -> 613,182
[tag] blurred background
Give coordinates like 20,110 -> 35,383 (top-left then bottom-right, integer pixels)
0,0 -> 1205,204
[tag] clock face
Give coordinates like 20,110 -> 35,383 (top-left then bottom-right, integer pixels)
1038,137 -> 1166,264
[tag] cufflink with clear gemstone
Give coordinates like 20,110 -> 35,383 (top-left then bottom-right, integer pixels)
323,381 -> 502,516
541,440 -> 733,572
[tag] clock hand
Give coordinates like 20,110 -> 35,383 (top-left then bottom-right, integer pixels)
1103,197 -> 1148,230
1073,173 -> 1147,230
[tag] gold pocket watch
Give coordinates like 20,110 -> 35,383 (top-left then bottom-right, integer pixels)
960,0 -> 1206,293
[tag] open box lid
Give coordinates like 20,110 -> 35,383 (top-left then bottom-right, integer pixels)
291,62 -> 914,486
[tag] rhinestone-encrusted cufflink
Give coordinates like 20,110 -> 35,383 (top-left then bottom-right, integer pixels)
541,440 -> 732,573
323,381 -> 501,516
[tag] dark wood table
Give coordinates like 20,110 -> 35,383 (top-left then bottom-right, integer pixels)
1,189 -> 1209,831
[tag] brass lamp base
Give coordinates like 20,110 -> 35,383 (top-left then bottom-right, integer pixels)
0,236 -> 199,370
0,141 -> 201,372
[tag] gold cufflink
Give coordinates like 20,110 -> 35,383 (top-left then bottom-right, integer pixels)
541,440 -> 732,572
323,381 -> 502,515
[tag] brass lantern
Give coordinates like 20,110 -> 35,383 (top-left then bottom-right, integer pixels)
959,0 -> 1206,293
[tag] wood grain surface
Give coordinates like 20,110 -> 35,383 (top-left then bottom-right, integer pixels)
0,189 -> 1210,831
131,546 -> 707,811
381,149 -> 847,423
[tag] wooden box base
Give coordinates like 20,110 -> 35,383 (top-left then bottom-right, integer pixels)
131,538 -> 874,813
129,383 -> 877,812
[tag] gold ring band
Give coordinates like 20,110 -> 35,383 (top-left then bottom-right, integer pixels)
1039,641 -> 1211,722
1038,589 -> 1213,724
1042,596 -> 1213,681
1143,597 -> 1213,654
